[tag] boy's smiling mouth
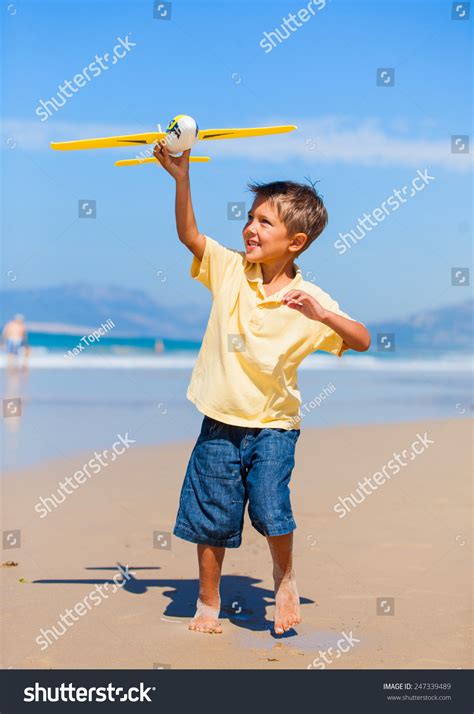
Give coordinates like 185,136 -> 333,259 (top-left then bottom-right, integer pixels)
245,239 -> 261,251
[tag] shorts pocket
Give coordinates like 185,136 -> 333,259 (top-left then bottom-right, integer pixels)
194,433 -> 240,482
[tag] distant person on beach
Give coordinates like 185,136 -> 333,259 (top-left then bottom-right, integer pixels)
2,314 -> 31,367
154,144 -> 371,635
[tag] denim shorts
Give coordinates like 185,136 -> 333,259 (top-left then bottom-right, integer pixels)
173,415 -> 301,548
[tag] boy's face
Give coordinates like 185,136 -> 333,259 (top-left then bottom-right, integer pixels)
242,197 -> 306,263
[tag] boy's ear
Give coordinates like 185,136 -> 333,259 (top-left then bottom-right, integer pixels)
290,232 -> 308,253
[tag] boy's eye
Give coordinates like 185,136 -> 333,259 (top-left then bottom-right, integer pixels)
261,219 -> 271,225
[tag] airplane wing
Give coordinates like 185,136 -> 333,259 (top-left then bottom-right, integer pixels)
197,125 -> 297,141
50,131 -> 166,151
115,156 -> 210,167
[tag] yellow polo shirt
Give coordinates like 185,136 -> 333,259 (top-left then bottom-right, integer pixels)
186,235 -> 355,429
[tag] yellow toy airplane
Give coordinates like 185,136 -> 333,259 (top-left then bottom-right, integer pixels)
50,114 -> 297,167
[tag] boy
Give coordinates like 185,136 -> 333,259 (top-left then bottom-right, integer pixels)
154,144 -> 370,635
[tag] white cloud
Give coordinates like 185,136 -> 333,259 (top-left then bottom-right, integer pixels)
2,116 -> 472,172
208,116 -> 473,172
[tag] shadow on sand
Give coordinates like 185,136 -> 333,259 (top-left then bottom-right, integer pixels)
34,563 -> 314,637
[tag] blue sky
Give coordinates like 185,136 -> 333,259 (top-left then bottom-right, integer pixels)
1,0 -> 472,322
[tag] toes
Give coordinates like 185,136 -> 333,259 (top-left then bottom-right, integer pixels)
189,618 -> 222,634
275,614 -> 300,633
201,625 -> 220,634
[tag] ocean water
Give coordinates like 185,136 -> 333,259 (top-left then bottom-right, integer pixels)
1,340 -> 472,471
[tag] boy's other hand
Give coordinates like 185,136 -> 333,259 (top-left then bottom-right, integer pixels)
153,144 -> 191,181
281,290 -> 329,322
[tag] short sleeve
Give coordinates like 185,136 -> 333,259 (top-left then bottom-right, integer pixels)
190,235 -> 243,296
311,289 -> 356,359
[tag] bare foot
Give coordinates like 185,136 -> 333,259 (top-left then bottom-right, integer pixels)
188,597 -> 222,634
273,575 -> 301,634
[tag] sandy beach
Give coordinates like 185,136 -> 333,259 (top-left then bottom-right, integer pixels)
2,417 -> 472,670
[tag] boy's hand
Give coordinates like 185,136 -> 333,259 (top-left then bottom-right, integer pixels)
282,289 -> 371,352
153,144 -> 191,181
281,290 -> 329,322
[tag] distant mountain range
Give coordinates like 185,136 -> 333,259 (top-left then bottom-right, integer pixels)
1,284 -> 472,352
0,284 -> 209,341
376,299 -> 472,352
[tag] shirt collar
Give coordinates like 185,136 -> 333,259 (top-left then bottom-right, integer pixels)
244,256 -> 303,300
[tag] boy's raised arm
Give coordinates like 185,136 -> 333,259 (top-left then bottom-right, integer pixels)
153,144 -> 206,261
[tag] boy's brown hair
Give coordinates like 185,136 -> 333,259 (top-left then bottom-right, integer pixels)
247,179 -> 328,255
